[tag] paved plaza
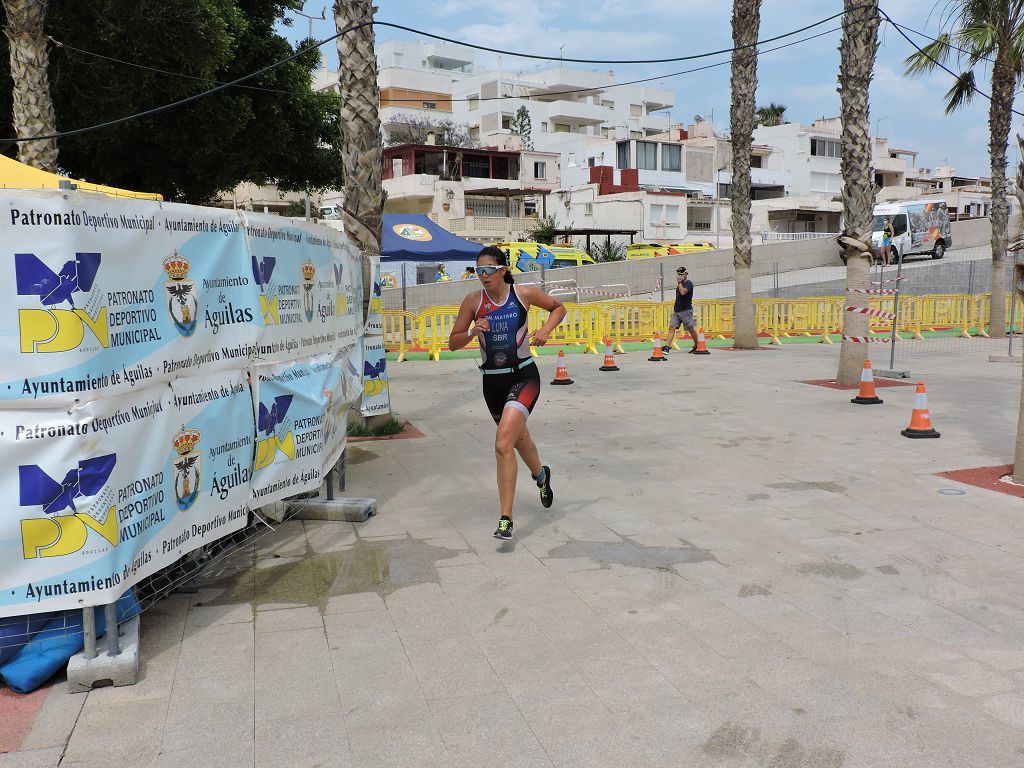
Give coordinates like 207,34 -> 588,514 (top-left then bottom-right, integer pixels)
3,343 -> 1024,767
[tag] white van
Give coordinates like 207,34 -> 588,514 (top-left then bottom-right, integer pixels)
840,200 -> 952,264
318,204 -> 341,220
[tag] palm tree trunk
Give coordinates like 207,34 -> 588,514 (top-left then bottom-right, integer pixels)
836,0 -> 880,385
730,0 -> 761,349
2,0 -> 58,171
334,0 -> 382,322
987,45 -> 1014,340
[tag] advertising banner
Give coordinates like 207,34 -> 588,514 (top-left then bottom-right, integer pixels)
0,370 -> 253,617
0,193 -> 360,408
360,337 -> 390,418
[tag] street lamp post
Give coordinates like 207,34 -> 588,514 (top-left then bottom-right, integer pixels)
292,5 -> 327,220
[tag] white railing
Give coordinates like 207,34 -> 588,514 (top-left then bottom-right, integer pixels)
759,231 -> 839,242
429,214 -> 538,235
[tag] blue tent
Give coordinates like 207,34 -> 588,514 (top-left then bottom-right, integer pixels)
382,214 -> 483,262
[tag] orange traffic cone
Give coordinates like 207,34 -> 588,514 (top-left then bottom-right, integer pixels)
599,338 -> 619,371
901,381 -> 940,438
550,349 -> 574,385
649,333 -> 666,362
691,328 -> 711,355
851,359 -> 883,405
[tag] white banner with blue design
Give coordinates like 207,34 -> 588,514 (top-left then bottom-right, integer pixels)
0,192 -> 364,615
0,191 -> 360,408
0,370 -> 253,616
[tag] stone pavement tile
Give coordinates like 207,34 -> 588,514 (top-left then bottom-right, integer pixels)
928,660 -> 1017,697
964,643 -> 1024,671
256,627 -> 340,723
302,520 -> 357,554
86,595 -> 191,707
255,713 -> 350,768
356,512 -> 413,539
173,621 -> 254,682
429,691 -> 553,768
322,591 -> 385,615
982,692 -> 1024,729
0,747 -> 64,768
18,678 -> 85,752
434,562 -> 493,591
161,698 -> 254,754
400,631 -> 504,701
346,719 -> 451,768
255,605 -> 323,634
326,629 -> 429,729
154,739 -> 254,768
255,555 -> 320,610
256,519 -> 310,558
185,592 -> 254,630
322,608 -> 394,638
62,696 -> 168,767
575,658 -> 688,716
864,594 -> 998,645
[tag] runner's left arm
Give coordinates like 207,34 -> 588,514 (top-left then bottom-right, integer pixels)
519,285 -> 566,346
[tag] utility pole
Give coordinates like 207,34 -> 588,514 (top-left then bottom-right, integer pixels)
292,5 -> 326,220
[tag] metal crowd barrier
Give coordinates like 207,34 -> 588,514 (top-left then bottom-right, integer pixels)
383,293 -> 1005,360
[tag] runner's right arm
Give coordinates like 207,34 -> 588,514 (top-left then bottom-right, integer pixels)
449,294 -> 488,351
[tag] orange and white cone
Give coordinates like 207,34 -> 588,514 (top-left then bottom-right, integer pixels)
649,333 -> 666,362
599,337 -> 619,371
550,349 -> 574,385
901,381 -> 939,438
851,359 -> 882,405
691,328 -> 710,355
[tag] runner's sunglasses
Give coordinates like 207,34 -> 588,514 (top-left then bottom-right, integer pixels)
475,265 -> 503,276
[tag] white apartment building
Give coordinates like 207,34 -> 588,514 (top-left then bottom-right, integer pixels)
450,65 -> 674,158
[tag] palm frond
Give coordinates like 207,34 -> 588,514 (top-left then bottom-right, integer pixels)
956,22 -> 998,63
943,69 -> 977,113
904,34 -> 952,76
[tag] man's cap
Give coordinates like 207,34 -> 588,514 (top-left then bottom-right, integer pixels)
676,266 -> 688,274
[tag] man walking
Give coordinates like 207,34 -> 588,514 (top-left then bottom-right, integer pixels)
663,266 -> 700,354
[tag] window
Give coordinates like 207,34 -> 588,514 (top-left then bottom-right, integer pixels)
810,137 -> 840,158
630,104 -> 643,116
533,161 -> 547,179
661,144 -> 681,172
665,205 -> 679,225
501,115 -> 512,130
554,123 -> 570,133
467,96 -> 479,110
750,155 -> 763,168
892,214 -> 908,236
650,204 -> 664,223
601,100 -> 614,109
587,157 -> 596,167
422,101 -> 436,110
617,141 -> 631,169
637,141 -> 657,170
552,259 -> 577,269
584,202 -> 593,216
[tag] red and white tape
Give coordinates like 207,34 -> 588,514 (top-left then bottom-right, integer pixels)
842,335 -> 893,343
577,287 -> 631,298
845,306 -> 897,321
870,275 -> 905,286
847,287 -> 899,295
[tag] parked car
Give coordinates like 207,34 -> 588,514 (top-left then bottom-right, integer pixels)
839,200 -> 951,265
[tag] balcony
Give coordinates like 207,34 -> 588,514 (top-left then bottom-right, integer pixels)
430,214 -> 541,241
544,100 -> 609,125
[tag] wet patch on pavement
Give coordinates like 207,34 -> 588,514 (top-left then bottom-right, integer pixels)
797,560 -> 865,581
701,722 -> 845,767
542,534 -> 716,571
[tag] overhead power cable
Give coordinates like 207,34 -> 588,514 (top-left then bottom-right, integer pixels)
1,10 -> 867,144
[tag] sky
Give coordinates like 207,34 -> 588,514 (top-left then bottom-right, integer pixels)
282,0 -> 1021,178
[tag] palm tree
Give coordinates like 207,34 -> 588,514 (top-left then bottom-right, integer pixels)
2,0 -> 58,171
755,102 -> 787,127
334,0 -> 390,425
904,0 -> 1024,340
836,0 -> 881,385
334,0 -> 382,323
730,0 -> 761,349
1011,134 -> 1024,482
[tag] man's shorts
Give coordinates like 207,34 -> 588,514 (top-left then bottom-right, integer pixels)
669,309 -> 696,331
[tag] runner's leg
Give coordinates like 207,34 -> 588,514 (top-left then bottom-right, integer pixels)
514,424 -> 542,477
495,407 -> 529,520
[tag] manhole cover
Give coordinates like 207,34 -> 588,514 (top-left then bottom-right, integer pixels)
937,488 -> 966,496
